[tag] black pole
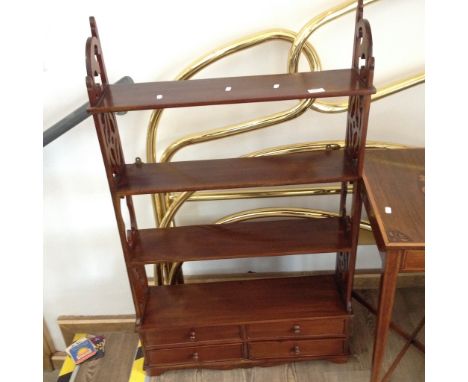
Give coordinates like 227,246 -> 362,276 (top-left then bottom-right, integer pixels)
43,76 -> 134,147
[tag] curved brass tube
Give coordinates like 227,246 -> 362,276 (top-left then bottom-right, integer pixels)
287,0 -> 424,112
147,30 -> 321,224
288,0 -> 377,73
169,186 -> 345,202
147,29 -> 322,162
314,73 -> 425,113
243,139 -> 407,157
215,207 -> 372,232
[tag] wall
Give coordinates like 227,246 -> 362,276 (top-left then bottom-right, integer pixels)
43,0 -> 424,350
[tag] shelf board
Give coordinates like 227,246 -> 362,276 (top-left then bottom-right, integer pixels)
130,217 -> 351,264
117,149 -> 357,195
140,275 -> 349,330
89,69 -> 375,113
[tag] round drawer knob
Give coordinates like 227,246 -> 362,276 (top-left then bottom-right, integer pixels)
192,352 -> 199,361
292,324 -> 301,334
189,330 -> 196,341
293,345 -> 301,355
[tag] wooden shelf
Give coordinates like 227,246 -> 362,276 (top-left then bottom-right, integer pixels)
130,217 -> 351,264
140,275 -> 349,330
117,149 -> 357,195
89,69 -> 375,113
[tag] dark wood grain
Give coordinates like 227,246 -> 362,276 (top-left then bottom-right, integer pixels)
141,325 -> 243,349
146,343 -> 244,366
131,217 -> 351,264
88,69 -> 375,113
248,338 -> 346,360
399,250 -> 425,272
363,148 -> 425,248
118,150 -> 357,195
140,275 -> 349,330
246,318 -> 346,340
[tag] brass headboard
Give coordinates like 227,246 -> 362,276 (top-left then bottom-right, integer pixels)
145,0 -> 424,285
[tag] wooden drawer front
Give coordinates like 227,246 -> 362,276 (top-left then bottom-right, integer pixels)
249,338 -> 346,360
146,343 -> 243,366
247,318 -> 346,339
400,250 -> 425,272
141,325 -> 241,347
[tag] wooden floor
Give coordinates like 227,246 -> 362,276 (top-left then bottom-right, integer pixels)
44,288 -> 424,382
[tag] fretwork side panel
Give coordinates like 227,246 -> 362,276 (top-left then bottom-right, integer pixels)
85,16 -> 148,321
337,0 -> 375,312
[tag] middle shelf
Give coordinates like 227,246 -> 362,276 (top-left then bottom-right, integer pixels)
117,149 -> 356,195
130,217 -> 351,264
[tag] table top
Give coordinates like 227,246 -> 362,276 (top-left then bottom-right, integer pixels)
363,148 -> 425,250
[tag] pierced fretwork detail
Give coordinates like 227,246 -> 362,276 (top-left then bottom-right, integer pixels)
335,251 -> 350,310
344,2 -> 374,173
99,112 -> 125,179
130,265 -> 149,320
85,17 -> 125,182
345,95 -> 364,161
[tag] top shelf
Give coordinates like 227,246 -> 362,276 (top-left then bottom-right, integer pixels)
89,69 -> 375,113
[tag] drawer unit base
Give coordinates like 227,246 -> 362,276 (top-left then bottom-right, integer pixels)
138,275 -> 352,376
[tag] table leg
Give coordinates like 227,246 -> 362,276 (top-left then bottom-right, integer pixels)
352,291 -> 425,353
370,249 -> 402,382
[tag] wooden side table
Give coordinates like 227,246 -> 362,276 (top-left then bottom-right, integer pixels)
360,148 -> 425,382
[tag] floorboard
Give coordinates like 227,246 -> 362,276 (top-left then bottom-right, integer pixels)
74,332 -> 139,382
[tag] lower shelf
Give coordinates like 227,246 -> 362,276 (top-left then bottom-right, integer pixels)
139,275 -> 351,375
140,275 -> 349,330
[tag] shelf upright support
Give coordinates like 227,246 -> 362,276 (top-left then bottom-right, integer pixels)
336,0 -> 375,312
84,17 -> 149,324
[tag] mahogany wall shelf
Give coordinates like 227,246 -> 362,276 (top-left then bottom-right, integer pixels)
84,0 -> 375,376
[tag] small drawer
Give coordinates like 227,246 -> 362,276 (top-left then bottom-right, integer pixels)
249,338 -> 346,360
400,250 -> 425,272
247,318 -> 346,340
141,325 -> 242,347
146,343 -> 243,366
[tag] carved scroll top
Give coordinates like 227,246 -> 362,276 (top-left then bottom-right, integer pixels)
353,19 -> 374,82
85,17 -> 108,106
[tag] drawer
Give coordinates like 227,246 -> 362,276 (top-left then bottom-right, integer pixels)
247,318 -> 346,339
249,338 -> 346,360
141,324 -> 242,347
146,343 -> 243,366
400,250 -> 425,272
